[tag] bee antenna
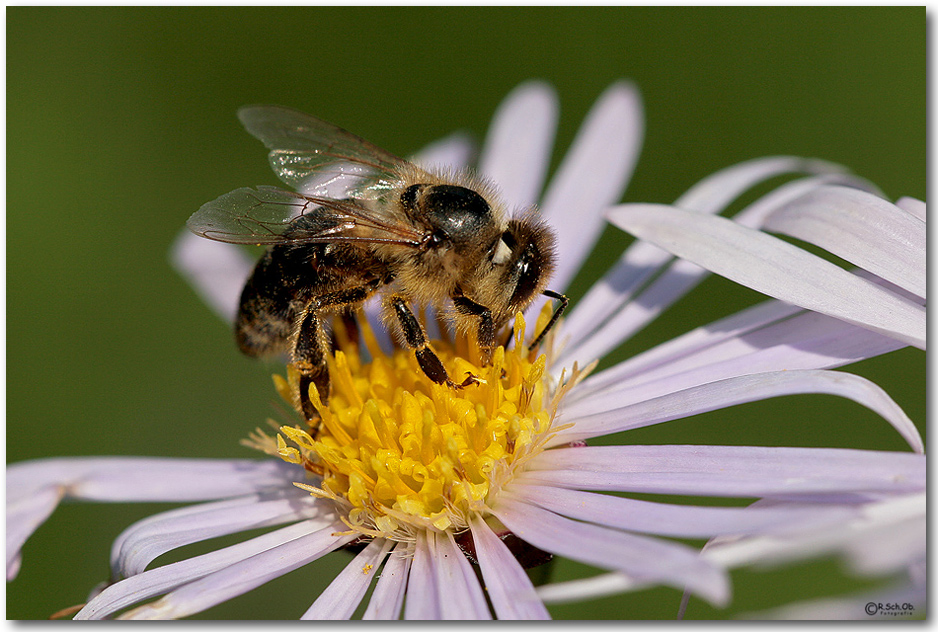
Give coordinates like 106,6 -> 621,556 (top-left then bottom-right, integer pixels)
528,290 -> 569,352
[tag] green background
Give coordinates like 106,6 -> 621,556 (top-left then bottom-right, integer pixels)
7,7 -> 925,620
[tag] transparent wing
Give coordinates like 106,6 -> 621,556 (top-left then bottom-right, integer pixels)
238,105 -> 429,199
187,186 -> 425,246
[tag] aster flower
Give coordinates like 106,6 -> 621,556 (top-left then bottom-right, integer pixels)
7,82 -> 924,620
536,160 -> 926,615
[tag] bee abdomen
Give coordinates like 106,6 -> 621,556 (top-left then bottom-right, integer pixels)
234,246 -> 309,358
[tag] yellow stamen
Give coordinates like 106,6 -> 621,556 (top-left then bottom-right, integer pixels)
261,310 -> 576,542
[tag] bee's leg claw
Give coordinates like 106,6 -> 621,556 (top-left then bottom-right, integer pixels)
449,372 -> 483,389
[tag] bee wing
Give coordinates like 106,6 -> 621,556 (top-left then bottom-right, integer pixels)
238,105 -> 428,199
187,186 -> 425,246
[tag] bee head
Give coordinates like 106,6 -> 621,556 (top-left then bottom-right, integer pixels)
490,215 -> 557,314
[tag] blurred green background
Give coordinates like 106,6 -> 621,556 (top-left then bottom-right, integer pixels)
7,6 -> 924,620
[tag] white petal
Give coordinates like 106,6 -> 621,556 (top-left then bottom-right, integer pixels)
478,80 -> 557,210
607,204 -> 926,349
6,484 -> 62,579
556,239 -> 671,364
302,538 -> 392,619
116,522 -> 355,620
762,185 -> 926,299
555,369 -> 923,453
558,167 -> 862,366
363,542 -> 411,620
6,457 -> 298,578
403,530 -> 440,619
536,573 -> 642,605
411,132 -> 475,172
732,174 -> 881,230
674,155 -> 847,212
508,482 -> 851,538
8,457 -> 296,503
540,81 -> 644,292
896,196 -> 925,222
493,493 -> 729,605
703,492 -> 925,574
112,489 -> 326,577
573,299 -> 872,397
76,518 -> 349,620
169,229 -> 253,324
523,445 -> 924,497
433,531 -> 491,619
469,516 -> 550,620
569,302 -> 907,418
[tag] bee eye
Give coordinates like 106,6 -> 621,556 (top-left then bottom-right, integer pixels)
428,230 -> 447,248
509,242 -> 542,309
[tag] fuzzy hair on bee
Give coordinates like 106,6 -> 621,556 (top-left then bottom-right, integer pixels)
188,105 -> 567,422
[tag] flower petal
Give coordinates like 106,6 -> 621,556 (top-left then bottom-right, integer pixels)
478,80 -> 557,210
554,369 -> 923,453
7,457 -> 296,504
607,204 -> 926,349
302,538 -> 393,620
570,299 -> 905,404
6,457 -> 298,578
507,482 -> 851,538
115,521 -> 355,620
536,573 -> 641,605
432,531 -> 491,620
362,542 -> 411,620
539,81 -> 644,291
411,132 -> 475,172
76,518 -> 350,620
703,492 -> 925,574
675,155 -> 848,212
112,488 -> 328,577
469,516 -> 550,620
169,230 -> 253,324
523,445 -> 924,497
559,163 -> 858,366
493,493 -> 729,606
6,484 -> 62,580
731,174 -> 881,229
403,529 -> 440,619
896,196 -> 925,222
763,185 -> 925,299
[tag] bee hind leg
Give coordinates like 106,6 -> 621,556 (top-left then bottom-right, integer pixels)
390,295 -> 480,389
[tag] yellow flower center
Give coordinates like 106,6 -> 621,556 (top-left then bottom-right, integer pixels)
258,310 -> 574,542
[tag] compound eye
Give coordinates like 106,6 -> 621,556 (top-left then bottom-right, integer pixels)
509,242 -> 542,309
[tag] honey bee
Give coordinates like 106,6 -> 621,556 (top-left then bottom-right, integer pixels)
187,106 -> 567,420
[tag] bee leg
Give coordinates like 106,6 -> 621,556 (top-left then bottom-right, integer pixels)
452,296 -> 496,366
294,282 -> 382,421
336,309 -> 361,352
293,309 -> 330,423
390,295 -> 479,389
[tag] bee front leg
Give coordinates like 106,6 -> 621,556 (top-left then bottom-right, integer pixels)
452,295 -> 496,366
389,295 -> 479,389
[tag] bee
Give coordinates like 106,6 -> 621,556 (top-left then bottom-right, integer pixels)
187,106 -> 567,421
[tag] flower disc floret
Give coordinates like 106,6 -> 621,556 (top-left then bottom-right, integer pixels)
272,313 -> 566,541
